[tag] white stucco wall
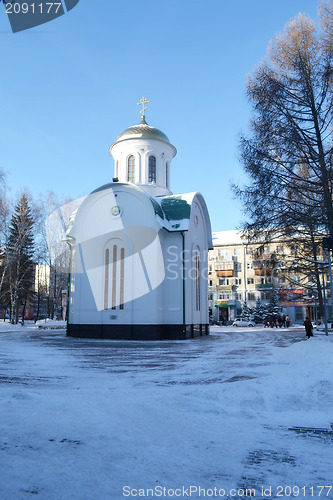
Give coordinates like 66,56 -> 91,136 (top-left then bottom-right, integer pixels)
110,138 -> 176,195
68,183 -> 184,326
67,181 -> 212,329
184,193 -> 211,326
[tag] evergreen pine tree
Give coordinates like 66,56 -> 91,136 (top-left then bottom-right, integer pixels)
7,194 -> 34,324
253,298 -> 266,324
241,301 -> 252,320
267,288 -> 280,317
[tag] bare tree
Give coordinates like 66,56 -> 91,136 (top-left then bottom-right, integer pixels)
233,12 -> 333,317
319,0 -> 333,52
35,192 -> 75,320
0,170 -> 11,319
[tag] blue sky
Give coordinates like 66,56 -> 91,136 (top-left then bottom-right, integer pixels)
0,0 -> 318,231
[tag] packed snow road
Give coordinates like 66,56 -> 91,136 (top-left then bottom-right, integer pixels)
0,324 -> 333,500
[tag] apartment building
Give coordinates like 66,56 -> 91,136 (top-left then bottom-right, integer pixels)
208,230 -> 330,324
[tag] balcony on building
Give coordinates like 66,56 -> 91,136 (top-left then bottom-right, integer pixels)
217,284 -> 233,291
255,282 -> 274,290
215,261 -> 234,277
253,252 -> 277,276
254,267 -> 273,276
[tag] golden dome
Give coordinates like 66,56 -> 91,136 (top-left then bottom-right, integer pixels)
111,117 -> 170,148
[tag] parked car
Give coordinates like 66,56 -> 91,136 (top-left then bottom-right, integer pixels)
232,318 -> 255,327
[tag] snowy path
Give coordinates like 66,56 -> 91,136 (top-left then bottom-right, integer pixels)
0,325 -> 333,499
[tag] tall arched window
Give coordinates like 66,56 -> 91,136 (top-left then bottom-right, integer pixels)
104,244 -> 126,310
148,156 -> 156,183
128,156 -> 135,182
166,162 -> 169,188
111,245 -> 117,310
195,251 -> 201,311
104,249 -> 109,310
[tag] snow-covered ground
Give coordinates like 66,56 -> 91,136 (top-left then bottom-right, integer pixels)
0,323 -> 333,499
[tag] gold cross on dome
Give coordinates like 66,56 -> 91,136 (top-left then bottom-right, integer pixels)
137,96 -> 150,120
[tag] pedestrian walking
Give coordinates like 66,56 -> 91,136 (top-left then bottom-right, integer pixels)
303,317 -> 314,339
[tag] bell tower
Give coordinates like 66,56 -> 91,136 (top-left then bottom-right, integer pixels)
109,97 -> 177,196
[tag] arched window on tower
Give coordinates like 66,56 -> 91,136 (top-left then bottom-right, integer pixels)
148,156 -> 156,183
166,162 -> 169,188
128,156 -> 135,182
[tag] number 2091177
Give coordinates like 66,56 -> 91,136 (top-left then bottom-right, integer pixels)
5,2 -> 62,14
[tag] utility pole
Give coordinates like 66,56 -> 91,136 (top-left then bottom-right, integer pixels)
321,264 -> 329,336
323,237 -> 333,330
241,236 -> 248,305
305,252 -> 330,336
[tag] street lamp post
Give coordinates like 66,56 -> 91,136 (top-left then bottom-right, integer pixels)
322,237 -> 333,334
240,234 -> 248,305
311,290 -> 318,324
321,265 -> 329,336
326,249 -> 333,323
216,284 -> 219,323
232,284 -> 238,320
305,256 -> 330,336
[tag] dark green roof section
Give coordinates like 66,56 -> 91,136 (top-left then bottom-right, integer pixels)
160,196 -> 191,222
149,197 -> 164,220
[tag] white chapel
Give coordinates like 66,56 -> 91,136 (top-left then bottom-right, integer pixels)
66,98 -> 213,340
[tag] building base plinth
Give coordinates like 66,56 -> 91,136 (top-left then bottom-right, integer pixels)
67,323 -> 209,340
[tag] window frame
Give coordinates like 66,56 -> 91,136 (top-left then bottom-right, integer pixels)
127,155 -> 135,182
148,155 -> 156,183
